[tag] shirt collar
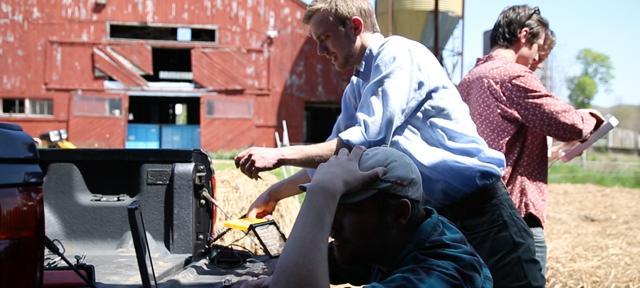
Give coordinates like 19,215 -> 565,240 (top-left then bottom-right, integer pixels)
370,206 -> 438,281
354,33 -> 385,82
476,50 -> 514,66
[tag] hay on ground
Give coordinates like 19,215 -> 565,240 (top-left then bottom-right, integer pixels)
211,165 -> 640,287
546,183 -> 640,287
212,168 -> 301,255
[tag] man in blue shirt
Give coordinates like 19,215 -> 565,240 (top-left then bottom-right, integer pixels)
240,146 -> 492,287
235,0 -> 543,286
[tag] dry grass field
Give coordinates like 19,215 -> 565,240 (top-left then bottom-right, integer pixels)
546,184 -> 640,287
213,165 -> 640,287
212,169 -> 301,254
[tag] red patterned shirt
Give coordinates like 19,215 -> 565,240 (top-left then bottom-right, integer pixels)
458,52 -> 598,226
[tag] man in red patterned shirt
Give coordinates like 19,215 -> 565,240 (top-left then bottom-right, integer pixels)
458,5 -> 603,277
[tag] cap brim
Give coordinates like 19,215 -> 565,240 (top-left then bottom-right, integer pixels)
338,188 -> 378,204
298,183 -> 378,204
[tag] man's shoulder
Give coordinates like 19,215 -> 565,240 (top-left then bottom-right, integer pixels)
377,35 -> 429,55
416,209 -> 473,246
462,57 -> 534,85
382,211 -> 491,287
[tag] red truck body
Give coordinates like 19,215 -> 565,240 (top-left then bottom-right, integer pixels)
0,122 -> 45,287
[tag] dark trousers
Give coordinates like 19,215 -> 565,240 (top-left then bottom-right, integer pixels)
438,181 -> 545,288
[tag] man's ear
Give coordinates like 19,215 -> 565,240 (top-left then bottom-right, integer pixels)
350,16 -> 364,36
393,199 -> 412,225
518,27 -> 530,44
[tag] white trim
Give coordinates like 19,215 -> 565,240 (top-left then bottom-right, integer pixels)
107,22 -> 218,44
128,90 -> 203,98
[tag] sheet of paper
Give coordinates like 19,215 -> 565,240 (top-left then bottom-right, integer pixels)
558,114 -> 619,162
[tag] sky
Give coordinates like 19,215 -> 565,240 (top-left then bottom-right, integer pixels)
302,0 -> 638,108
461,0 -> 639,108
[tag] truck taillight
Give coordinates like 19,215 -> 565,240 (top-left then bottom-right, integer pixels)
0,186 -> 45,287
0,187 -> 43,238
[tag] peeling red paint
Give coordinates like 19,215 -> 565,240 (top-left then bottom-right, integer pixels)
1,0 -> 348,149
110,42 -> 153,75
93,46 -> 148,87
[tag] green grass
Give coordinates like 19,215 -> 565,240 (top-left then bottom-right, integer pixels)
549,160 -> 640,189
585,148 -> 640,162
547,150 -> 640,188
211,160 -> 306,202
212,160 -> 300,180
212,160 -> 236,172
212,150 -> 640,191
208,150 -> 242,160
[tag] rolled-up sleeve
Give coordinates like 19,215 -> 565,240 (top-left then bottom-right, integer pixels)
508,71 -> 597,142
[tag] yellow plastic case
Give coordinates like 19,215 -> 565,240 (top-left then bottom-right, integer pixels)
223,218 -> 270,232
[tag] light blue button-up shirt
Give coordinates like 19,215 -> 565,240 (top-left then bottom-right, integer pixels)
323,34 -> 505,208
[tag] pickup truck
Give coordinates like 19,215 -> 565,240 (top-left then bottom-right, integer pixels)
1,123 -> 269,287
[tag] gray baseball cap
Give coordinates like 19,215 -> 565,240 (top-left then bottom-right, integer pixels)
300,146 -> 424,204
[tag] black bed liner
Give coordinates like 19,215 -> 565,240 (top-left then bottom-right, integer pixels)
40,149 -> 214,286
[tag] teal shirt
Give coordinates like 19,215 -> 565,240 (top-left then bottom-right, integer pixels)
329,207 -> 493,287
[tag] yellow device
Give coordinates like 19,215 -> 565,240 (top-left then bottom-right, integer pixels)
222,218 -> 287,258
223,218 -> 270,232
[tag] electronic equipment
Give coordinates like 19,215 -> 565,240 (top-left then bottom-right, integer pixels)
223,218 -> 287,258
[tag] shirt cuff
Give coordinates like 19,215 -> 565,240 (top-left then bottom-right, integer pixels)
578,110 -> 599,140
338,126 -> 367,148
305,168 -> 315,180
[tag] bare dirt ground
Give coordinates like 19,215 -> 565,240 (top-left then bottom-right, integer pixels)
546,184 -> 640,287
214,168 -> 640,287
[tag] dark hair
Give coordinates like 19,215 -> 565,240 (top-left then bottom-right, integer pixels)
490,5 -> 549,49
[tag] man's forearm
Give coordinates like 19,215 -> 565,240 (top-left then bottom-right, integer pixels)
269,187 -> 339,288
279,138 -> 347,168
267,170 -> 310,201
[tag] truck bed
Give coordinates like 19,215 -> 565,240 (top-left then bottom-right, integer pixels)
39,149 -> 242,287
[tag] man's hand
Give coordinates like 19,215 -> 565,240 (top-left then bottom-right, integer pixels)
244,170 -> 311,219
246,190 -> 278,219
548,139 -> 580,163
235,147 -> 283,179
305,146 -> 386,200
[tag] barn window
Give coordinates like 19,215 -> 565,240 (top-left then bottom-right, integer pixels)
206,98 -> 253,119
1,98 -> 53,116
109,23 -> 216,43
1,98 -> 25,114
73,94 -> 122,117
29,99 -> 53,115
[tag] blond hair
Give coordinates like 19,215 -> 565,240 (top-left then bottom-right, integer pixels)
303,0 -> 380,33
543,29 -> 556,54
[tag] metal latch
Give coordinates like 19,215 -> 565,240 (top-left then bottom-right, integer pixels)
90,194 -> 126,202
194,164 -> 207,186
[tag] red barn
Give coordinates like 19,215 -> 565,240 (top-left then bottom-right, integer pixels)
0,0 -> 348,150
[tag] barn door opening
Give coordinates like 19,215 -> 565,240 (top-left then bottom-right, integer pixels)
126,95 -> 200,149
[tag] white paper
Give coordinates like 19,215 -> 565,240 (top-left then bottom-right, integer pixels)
558,114 -> 619,162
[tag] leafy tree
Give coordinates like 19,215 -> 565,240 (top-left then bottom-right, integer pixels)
566,49 -> 614,108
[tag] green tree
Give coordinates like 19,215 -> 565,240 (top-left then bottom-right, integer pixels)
566,49 -> 614,108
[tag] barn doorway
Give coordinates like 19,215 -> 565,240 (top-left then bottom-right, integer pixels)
304,102 -> 341,144
126,95 -> 200,149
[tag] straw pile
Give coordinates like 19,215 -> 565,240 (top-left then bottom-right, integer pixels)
212,165 -> 640,286
546,183 -> 640,287
212,167 -> 301,254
